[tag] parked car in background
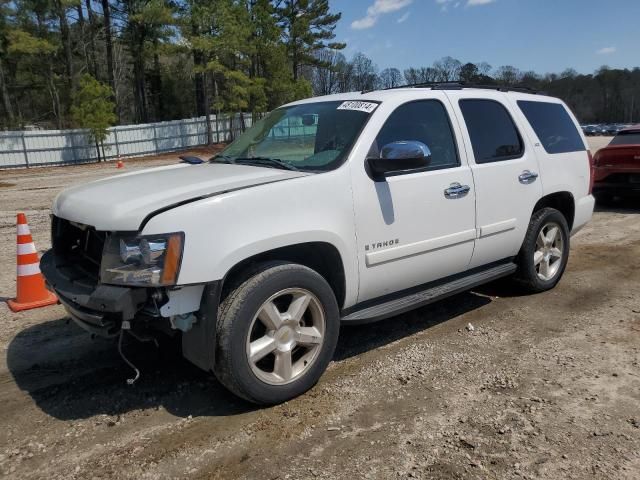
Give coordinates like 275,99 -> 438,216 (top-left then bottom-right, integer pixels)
593,125 -> 640,203
586,124 -> 610,136
603,124 -> 622,136
582,125 -> 599,136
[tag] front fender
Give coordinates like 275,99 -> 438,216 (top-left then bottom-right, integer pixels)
141,170 -> 360,307
213,230 -> 351,282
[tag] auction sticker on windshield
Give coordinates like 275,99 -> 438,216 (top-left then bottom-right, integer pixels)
337,101 -> 378,113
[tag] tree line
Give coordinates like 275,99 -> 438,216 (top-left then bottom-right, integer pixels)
0,0 -> 638,134
309,53 -> 639,124
0,0 -> 343,133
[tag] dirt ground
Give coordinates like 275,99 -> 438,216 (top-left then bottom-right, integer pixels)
0,139 -> 639,480
583,136 -> 612,153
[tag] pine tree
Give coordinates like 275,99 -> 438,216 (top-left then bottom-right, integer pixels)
276,0 -> 345,81
100,0 -> 116,115
0,0 -> 16,127
123,0 -> 175,122
183,0 -> 257,141
71,74 -> 117,161
6,25 -> 61,127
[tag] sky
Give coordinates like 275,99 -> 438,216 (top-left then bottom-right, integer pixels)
331,0 -> 640,75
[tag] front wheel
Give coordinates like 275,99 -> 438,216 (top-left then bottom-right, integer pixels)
214,262 -> 340,405
515,208 -> 570,293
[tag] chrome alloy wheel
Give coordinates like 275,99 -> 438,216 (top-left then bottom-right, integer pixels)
246,288 -> 325,385
534,222 -> 564,281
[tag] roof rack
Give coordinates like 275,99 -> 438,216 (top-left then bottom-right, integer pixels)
362,82 -> 540,95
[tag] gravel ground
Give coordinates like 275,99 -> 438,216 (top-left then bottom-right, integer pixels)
584,136 -> 612,153
0,139 -> 639,479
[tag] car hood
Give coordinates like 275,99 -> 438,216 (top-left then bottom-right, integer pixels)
53,163 -> 309,231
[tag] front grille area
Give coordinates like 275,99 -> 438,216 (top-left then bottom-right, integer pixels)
51,216 -> 106,285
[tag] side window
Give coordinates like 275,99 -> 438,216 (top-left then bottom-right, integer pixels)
459,99 -> 523,164
371,100 -> 459,170
517,101 -> 586,154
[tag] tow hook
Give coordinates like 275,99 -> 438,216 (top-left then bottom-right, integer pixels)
117,320 -> 159,385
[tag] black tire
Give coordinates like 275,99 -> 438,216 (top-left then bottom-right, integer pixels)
515,207 -> 570,293
214,261 -> 340,405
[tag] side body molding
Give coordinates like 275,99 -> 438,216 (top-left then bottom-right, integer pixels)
365,229 -> 477,267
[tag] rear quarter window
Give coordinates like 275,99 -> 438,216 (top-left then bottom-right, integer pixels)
517,101 -> 585,154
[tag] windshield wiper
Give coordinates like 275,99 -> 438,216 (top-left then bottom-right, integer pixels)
234,157 -> 299,171
210,154 -> 236,164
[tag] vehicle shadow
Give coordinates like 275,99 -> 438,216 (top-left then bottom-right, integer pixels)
7,290 -> 495,421
594,197 -> 640,214
334,291 -> 491,361
6,318 -> 250,421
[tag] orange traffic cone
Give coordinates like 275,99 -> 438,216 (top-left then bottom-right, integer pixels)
116,156 -> 125,169
7,213 -> 58,312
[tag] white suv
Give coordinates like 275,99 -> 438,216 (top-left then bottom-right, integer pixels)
42,84 -> 595,404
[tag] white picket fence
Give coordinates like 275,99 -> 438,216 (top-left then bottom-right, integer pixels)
0,113 -> 255,169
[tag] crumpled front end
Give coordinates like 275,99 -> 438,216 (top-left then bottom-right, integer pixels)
41,215 -> 218,374
41,217 -> 149,336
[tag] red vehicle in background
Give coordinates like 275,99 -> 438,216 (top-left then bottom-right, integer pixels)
592,125 -> 640,203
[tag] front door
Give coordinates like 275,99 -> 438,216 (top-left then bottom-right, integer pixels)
350,95 -> 477,303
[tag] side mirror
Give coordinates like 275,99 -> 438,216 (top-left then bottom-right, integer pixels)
367,141 -> 432,181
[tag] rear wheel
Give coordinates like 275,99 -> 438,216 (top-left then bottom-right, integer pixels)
515,208 -> 570,293
214,262 -> 340,405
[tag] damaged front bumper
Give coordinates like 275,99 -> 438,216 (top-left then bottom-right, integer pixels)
40,249 -> 148,337
40,249 -> 219,373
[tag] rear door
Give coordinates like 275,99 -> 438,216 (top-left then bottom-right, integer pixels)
446,91 -> 542,268
509,97 -> 590,203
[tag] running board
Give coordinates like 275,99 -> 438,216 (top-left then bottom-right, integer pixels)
341,262 -> 517,324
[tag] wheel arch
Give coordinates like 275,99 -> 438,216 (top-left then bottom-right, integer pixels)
220,242 -> 347,309
532,191 -> 575,230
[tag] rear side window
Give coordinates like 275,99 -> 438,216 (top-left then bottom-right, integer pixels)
517,101 -> 585,154
610,131 -> 640,145
459,99 -> 523,164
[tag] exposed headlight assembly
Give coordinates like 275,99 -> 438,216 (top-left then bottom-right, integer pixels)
100,232 -> 184,286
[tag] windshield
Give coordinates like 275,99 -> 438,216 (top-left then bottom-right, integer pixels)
609,131 -> 640,146
217,101 -> 375,172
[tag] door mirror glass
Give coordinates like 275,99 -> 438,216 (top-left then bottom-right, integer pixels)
381,140 -> 432,161
367,141 -> 432,180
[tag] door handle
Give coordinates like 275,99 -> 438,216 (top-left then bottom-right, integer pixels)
519,170 -> 539,184
444,182 -> 471,199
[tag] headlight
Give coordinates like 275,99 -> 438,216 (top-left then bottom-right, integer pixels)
100,232 -> 184,286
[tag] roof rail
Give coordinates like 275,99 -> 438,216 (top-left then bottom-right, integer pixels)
362,82 -> 540,95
